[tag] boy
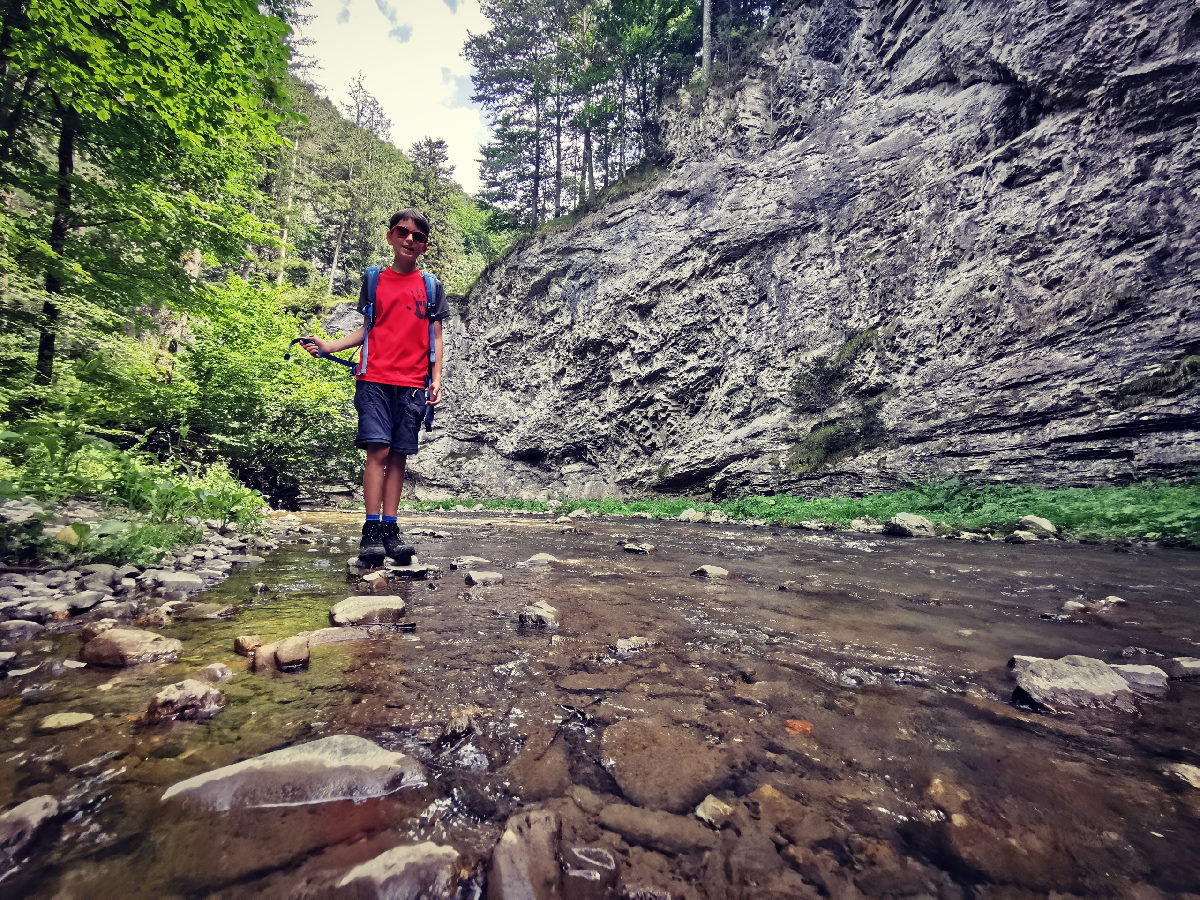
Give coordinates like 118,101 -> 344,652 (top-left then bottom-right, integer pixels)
305,208 -> 449,565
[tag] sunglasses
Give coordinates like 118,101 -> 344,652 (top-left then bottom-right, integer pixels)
391,224 -> 429,244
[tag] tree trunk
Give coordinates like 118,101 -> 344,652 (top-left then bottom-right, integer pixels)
583,127 -> 594,203
618,69 -> 627,178
532,87 -> 542,227
554,74 -> 563,218
36,104 -> 76,388
276,139 -> 299,285
703,0 -> 712,80
328,219 -> 346,295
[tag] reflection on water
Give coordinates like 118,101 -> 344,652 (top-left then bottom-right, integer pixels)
3,510 -> 1199,897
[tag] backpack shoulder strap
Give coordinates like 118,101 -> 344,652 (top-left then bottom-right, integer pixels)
360,266 -> 382,319
421,271 -> 439,431
357,265 -> 383,377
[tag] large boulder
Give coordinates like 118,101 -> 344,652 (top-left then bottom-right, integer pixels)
80,628 -> 181,666
1009,655 -> 1136,713
600,717 -> 730,813
160,734 -> 426,811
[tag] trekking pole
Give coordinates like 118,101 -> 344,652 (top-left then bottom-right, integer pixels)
284,337 -> 358,372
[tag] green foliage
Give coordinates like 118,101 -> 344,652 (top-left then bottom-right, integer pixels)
787,399 -> 890,473
400,480 -> 1200,545
0,418 -> 264,527
791,328 -> 878,413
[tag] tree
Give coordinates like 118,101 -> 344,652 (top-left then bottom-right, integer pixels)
0,0 -> 293,391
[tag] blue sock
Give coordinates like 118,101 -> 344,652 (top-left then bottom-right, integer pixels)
382,515 -> 397,524
365,514 -> 381,523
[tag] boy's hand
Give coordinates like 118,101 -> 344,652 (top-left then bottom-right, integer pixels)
427,380 -> 442,405
301,337 -> 331,357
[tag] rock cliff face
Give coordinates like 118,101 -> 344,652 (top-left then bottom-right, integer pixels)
414,0 -> 1200,499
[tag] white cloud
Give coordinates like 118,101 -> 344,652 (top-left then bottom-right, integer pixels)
297,0 -> 492,196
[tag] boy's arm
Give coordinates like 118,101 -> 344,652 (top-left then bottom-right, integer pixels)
303,324 -> 365,357
428,320 -> 444,405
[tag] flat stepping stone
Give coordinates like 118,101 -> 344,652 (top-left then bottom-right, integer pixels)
160,734 -> 426,811
465,571 -> 504,586
623,543 -> 655,553
38,712 -> 94,732
691,565 -> 729,579
330,596 -> 408,626
525,553 -> 558,566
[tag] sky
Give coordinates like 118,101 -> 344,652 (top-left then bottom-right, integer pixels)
295,0 -> 492,195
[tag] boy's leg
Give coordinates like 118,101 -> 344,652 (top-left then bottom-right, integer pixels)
381,451 -> 407,516
379,451 -> 414,563
358,444 -> 391,564
363,444 -> 392,516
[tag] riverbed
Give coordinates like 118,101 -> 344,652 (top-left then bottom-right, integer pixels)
3,510 -> 1199,897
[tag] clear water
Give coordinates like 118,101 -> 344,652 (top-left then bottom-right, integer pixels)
3,511 -> 1199,897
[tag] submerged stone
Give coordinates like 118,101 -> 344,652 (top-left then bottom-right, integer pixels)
37,712 -> 94,732
336,842 -> 462,898
160,734 -> 426,811
488,809 -> 562,900
598,802 -> 717,854
0,795 -> 58,871
600,717 -> 729,813
147,679 -> 225,722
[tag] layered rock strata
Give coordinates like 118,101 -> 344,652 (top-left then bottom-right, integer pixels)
409,0 -> 1199,498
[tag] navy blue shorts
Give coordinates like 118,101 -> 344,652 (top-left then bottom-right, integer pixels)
354,381 -> 427,454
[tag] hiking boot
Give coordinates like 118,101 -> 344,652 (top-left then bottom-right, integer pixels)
358,521 -> 385,566
380,522 -> 415,565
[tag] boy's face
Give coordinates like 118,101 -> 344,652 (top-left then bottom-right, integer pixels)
386,218 -> 428,266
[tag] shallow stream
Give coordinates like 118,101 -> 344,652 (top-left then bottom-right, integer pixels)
3,511 -> 1199,897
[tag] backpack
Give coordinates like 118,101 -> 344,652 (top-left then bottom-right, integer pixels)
358,266 -> 441,431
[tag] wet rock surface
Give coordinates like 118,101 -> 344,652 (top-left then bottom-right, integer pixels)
600,718 -> 730,813
411,0 -> 1200,500
1,509 -> 1199,897
79,628 -> 182,667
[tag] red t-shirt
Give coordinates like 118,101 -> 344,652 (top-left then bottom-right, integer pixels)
358,267 -> 447,388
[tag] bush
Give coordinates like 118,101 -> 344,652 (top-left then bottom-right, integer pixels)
399,480 -> 1200,546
